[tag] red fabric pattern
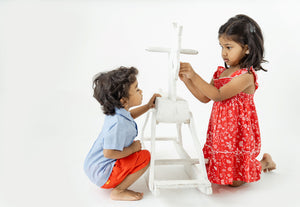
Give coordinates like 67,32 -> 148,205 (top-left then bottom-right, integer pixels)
203,66 -> 262,185
101,150 -> 150,189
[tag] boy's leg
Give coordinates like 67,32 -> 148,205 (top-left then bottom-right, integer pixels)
110,163 -> 149,201
109,150 -> 151,201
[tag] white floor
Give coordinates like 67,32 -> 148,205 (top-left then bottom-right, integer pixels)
0,128 -> 299,207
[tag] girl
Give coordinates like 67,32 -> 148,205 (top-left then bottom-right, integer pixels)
179,14 -> 276,187
84,66 -> 160,200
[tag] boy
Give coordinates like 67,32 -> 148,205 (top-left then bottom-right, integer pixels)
84,66 -> 160,200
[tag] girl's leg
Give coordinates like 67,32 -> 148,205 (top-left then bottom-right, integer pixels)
229,153 -> 276,187
229,180 -> 245,187
110,163 -> 149,201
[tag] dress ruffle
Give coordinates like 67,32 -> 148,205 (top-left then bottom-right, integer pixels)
204,147 -> 262,185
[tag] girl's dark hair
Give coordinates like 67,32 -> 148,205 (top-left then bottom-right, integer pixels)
218,14 -> 267,71
93,66 -> 138,115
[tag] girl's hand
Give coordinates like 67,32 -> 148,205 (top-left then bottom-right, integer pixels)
179,62 -> 196,81
147,93 -> 161,109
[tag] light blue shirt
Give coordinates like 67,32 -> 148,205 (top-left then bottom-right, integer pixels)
83,108 -> 138,187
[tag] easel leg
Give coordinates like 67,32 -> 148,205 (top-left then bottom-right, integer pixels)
140,110 -> 150,148
188,112 -> 212,194
148,110 -> 156,193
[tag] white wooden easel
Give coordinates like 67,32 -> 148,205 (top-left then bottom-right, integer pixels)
141,23 -> 212,195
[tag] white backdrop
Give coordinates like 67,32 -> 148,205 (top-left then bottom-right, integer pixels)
0,1 -> 299,207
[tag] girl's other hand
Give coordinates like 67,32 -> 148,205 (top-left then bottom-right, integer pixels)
179,62 -> 196,80
147,93 -> 161,109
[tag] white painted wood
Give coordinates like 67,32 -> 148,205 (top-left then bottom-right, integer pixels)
154,158 -> 199,165
176,123 -> 183,145
141,22 -> 212,195
141,137 -> 177,141
148,109 -> 157,193
140,108 -> 212,195
155,97 -> 190,123
146,22 -> 198,100
155,180 -> 204,189
146,47 -> 198,55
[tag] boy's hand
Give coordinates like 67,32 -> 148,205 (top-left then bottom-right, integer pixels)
179,62 -> 196,81
131,140 -> 142,153
129,93 -> 161,119
147,93 -> 161,109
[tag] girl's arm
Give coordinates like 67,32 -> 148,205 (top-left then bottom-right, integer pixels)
130,93 -> 161,119
180,76 -> 213,103
179,62 -> 254,102
103,140 -> 142,159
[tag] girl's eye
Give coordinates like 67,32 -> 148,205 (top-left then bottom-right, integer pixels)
227,47 -> 231,50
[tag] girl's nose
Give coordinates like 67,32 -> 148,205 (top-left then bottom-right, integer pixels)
222,49 -> 227,56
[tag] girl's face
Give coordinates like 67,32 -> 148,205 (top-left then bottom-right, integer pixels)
126,80 -> 143,109
219,35 -> 249,68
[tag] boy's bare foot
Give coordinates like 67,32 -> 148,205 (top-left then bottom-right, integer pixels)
110,188 -> 143,201
260,153 -> 276,172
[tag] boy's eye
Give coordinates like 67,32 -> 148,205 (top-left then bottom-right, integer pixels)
227,47 -> 232,50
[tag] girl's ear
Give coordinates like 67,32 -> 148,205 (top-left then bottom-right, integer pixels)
244,45 -> 250,54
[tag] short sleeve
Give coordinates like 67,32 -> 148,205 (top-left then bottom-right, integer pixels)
213,66 -> 226,79
231,67 -> 259,90
249,66 -> 259,90
103,121 -> 127,151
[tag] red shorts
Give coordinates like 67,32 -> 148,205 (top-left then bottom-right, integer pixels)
101,150 -> 151,189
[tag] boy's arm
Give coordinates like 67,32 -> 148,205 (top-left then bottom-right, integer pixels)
130,104 -> 150,119
130,93 -> 161,119
103,140 -> 142,159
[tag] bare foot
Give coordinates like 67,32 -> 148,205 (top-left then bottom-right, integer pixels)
110,188 -> 143,201
261,153 -> 276,172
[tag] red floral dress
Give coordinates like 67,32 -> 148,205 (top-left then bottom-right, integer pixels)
203,66 -> 262,185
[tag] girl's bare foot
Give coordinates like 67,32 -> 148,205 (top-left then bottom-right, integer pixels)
260,153 -> 276,172
110,188 -> 143,201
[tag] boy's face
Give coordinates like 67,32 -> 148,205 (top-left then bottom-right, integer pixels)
127,80 -> 143,109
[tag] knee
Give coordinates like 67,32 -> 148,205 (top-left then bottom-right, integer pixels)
229,181 -> 245,187
140,149 -> 151,164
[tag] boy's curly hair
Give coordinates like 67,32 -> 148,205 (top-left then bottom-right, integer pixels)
93,66 -> 138,115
